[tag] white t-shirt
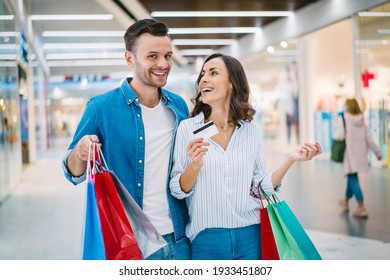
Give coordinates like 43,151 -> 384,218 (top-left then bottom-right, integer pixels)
140,99 -> 175,235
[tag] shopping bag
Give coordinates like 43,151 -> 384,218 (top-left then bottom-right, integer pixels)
258,189 -> 280,260
110,171 -> 168,259
94,170 -> 142,260
82,143 -> 105,260
82,181 -> 106,260
267,203 -> 305,260
93,146 -> 142,260
259,187 -> 321,260
272,198 -> 322,260
260,206 -> 280,260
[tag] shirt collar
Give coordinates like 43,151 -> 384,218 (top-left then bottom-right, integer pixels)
193,111 -> 245,127
120,77 -> 171,105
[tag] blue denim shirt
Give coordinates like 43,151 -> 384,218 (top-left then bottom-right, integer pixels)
62,77 -> 189,241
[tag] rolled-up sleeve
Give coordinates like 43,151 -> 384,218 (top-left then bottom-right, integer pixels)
62,149 -> 87,185
169,122 -> 195,200
251,130 -> 282,198
62,99 -> 101,186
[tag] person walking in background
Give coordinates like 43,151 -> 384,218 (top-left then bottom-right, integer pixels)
336,98 -> 382,218
62,19 -> 190,260
169,53 -> 322,260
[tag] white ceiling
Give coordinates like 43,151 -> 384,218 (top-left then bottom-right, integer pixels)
3,0 -> 320,79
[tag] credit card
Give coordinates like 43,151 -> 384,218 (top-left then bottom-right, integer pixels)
193,121 -> 219,139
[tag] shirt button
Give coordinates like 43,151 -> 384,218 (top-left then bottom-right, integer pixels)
139,160 -> 142,163
139,136 -> 143,140
135,98 -> 139,102
128,99 -> 131,102
137,114 -> 140,117
137,183 -> 141,187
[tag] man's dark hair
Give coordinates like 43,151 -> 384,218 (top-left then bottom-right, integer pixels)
124,18 -> 170,51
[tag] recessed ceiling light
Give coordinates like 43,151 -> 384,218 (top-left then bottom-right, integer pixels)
42,31 -> 123,37
29,14 -> 114,21
43,43 -> 124,50
358,12 -> 390,17
0,15 -> 14,20
169,27 -> 261,34
151,11 -> 293,17
46,52 -> 124,60
180,49 -> 214,56
172,39 -> 236,46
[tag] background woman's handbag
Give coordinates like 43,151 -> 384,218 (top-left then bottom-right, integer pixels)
331,113 -> 346,163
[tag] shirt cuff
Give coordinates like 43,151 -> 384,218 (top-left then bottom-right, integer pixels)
62,149 -> 86,185
169,174 -> 194,199
253,173 -> 282,199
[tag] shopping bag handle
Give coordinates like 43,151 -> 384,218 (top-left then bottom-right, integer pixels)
94,144 -> 109,172
257,183 -> 278,207
87,142 -> 96,182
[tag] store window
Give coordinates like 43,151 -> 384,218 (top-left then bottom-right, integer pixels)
357,2 -> 390,163
0,1 -> 22,202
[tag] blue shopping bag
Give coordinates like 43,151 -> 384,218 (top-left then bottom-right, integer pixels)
82,180 -> 106,260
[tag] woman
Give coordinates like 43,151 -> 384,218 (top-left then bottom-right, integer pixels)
169,53 -> 322,260
335,98 -> 381,218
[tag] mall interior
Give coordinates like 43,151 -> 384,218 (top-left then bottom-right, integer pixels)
0,0 -> 389,260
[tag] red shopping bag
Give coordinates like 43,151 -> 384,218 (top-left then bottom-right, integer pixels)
260,207 -> 280,260
258,186 -> 279,260
93,148 -> 142,260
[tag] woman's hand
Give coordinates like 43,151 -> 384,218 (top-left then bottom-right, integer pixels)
186,138 -> 210,168
288,142 -> 322,162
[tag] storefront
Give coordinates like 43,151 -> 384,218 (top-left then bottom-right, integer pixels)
241,2 -> 389,164
0,1 -> 22,203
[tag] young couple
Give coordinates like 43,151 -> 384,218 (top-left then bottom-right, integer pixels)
63,19 -> 322,260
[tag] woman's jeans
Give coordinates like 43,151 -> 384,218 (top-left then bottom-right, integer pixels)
346,173 -> 363,202
191,224 -> 261,260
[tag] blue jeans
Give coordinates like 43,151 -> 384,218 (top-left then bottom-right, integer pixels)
346,173 -> 363,202
145,233 -> 190,260
191,224 -> 261,260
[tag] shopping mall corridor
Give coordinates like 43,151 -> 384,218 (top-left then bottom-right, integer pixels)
0,137 -> 389,260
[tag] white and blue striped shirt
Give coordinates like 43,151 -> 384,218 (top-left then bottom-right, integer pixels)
170,112 -> 281,241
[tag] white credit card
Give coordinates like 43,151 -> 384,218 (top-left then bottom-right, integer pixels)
193,121 -> 219,139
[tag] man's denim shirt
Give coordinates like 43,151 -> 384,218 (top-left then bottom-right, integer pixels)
62,77 -> 190,241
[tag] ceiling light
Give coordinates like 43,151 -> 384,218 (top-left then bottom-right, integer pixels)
0,15 -> 14,20
43,43 -> 124,50
42,31 -> 123,37
358,12 -> 390,17
47,59 -> 126,67
169,27 -> 260,34
0,44 -> 17,50
377,29 -> 390,34
179,49 -> 214,56
280,41 -> 288,48
267,46 -> 275,53
151,11 -> 293,17
0,54 -> 17,60
0,32 -> 18,37
172,39 -> 236,46
46,52 -> 124,60
29,14 -> 114,21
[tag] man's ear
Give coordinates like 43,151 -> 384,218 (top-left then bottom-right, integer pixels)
125,50 -> 133,67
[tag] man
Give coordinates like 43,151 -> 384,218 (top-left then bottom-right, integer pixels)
62,19 -> 190,260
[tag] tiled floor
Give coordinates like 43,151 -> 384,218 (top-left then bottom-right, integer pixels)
0,137 -> 389,260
